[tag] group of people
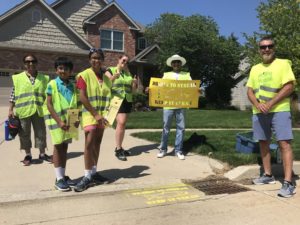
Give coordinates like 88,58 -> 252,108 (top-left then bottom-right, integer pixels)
7,35 -> 297,198
8,49 -> 137,192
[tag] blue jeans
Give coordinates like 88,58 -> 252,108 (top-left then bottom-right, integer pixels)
160,109 -> 185,153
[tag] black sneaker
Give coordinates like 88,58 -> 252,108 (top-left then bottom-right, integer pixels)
91,173 -> 110,185
39,154 -> 53,163
73,177 -> 92,192
123,150 -> 131,156
55,178 -> 71,192
64,176 -> 77,188
22,155 -> 32,166
115,148 -> 127,161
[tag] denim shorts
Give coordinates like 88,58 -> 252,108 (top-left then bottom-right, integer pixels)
252,111 -> 293,141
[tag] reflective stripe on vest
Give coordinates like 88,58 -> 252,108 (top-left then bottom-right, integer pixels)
77,68 -> 111,127
110,67 -> 133,102
12,72 -> 49,119
43,80 -> 78,145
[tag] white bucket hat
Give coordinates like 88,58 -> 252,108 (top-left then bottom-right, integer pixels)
166,54 -> 186,67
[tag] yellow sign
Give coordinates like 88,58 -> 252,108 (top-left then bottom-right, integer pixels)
105,96 -> 123,126
149,78 -> 200,108
66,109 -> 79,140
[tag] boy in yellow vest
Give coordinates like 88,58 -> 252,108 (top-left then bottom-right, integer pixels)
44,57 -> 79,191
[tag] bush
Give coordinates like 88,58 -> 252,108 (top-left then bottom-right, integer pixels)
132,92 -> 151,111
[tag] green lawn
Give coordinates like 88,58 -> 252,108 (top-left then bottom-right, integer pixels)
131,130 -> 300,167
127,109 -> 300,167
126,109 -> 253,129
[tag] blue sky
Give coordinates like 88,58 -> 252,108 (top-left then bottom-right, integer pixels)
0,0 -> 266,44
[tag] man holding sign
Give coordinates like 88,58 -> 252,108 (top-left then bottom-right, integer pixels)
154,54 -> 195,160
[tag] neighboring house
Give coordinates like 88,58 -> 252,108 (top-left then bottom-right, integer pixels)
0,0 -> 159,89
231,58 -> 251,110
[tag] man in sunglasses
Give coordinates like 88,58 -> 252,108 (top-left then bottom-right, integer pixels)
246,36 -> 296,198
8,54 -> 51,166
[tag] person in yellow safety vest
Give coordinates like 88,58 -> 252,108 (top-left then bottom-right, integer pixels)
8,54 -> 52,166
247,36 -> 296,198
74,48 -> 111,192
105,54 -> 138,161
44,57 -> 79,192
156,54 -> 192,160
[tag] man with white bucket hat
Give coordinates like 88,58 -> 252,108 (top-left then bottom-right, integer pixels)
157,54 -> 192,160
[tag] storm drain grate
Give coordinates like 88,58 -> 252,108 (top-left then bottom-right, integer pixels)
185,175 -> 250,195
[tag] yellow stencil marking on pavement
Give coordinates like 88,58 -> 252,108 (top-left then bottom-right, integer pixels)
126,183 -> 204,205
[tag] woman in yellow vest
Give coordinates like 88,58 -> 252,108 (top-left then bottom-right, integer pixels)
74,48 -> 111,192
105,54 -> 138,161
8,54 -> 51,166
44,57 -> 79,192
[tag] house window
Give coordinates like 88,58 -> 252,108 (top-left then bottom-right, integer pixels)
138,37 -> 147,50
100,29 -> 124,51
32,9 -> 42,23
0,71 -> 10,77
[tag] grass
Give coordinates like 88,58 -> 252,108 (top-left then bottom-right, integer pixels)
126,109 -> 253,129
127,109 -> 300,167
131,130 -> 300,168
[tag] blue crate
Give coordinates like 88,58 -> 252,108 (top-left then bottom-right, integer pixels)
235,132 -> 259,154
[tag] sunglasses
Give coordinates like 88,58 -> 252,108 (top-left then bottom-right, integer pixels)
24,60 -> 37,64
259,44 -> 274,50
89,48 -> 102,53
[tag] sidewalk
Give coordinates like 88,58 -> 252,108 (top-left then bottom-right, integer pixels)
0,108 -> 224,203
1,106 -> 300,224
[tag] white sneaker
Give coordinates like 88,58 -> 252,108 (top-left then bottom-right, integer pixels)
157,150 -> 167,158
176,152 -> 185,160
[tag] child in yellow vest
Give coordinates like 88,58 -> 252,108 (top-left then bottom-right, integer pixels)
44,57 -> 79,191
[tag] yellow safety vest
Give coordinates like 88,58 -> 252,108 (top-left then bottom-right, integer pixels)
163,71 -> 192,110
43,80 -> 78,145
110,67 -> 133,102
247,59 -> 296,114
12,72 -> 49,119
77,68 -> 111,127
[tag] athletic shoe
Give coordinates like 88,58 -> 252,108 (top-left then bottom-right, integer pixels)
252,174 -> 276,185
55,178 -> 71,192
176,152 -> 185,160
22,155 -> 32,166
64,176 -> 77,188
73,177 -> 92,192
278,181 -> 296,198
115,148 -> 127,161
157,149 -> 167,158
91,173 -> 110,185
39,154 -> 53,163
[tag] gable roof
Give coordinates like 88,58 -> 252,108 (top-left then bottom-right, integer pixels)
0,0 -> 92,52
131,44 -> 160,64
51,0 -> 109,8
83,1 -> 141,31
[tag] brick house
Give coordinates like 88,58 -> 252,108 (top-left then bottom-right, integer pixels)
0,0 -> 159,89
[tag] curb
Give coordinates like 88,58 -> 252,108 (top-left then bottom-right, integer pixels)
224,161 -> 300,181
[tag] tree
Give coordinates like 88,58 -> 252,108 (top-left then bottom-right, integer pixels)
244,0 -> 300,79
144,13 -> 242,107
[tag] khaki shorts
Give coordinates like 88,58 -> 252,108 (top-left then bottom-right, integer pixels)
19,112 -> 47,150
